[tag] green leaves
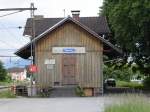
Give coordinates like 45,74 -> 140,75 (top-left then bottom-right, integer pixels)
0,61 -> 7,81
101,0 -> 150,54
101,0 -> 150,76
103,57 -> 145,81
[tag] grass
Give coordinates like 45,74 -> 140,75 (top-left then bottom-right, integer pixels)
0,80 -> 30,87
105,94 -> 150,112
0,90 -> 16,98
0,81 -> 13,86
116,80 -> 144,89
105,102 -> 150,112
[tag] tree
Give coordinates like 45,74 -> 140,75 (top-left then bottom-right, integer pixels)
101,0 -> 150,76
104,59 -> 139,81
0,61 -> 7,81
101,0 -> 150,54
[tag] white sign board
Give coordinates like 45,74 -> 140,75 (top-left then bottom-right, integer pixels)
52,47 -> 86,54
44,59 -> 55,64
47,64 -> 54,69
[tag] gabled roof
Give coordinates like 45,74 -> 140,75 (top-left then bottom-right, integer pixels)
24,16 -> 111,37
15,16 -> 122,59
7,67 -> 25,73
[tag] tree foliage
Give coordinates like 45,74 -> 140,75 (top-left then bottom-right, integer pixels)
143,76 -> 150,89
0,61 -> 7,81
101,0 -> 150,54
101,0 -> 150,75
104,59 -> 144,81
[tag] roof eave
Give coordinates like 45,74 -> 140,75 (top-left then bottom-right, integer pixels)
15,16 -> 122,59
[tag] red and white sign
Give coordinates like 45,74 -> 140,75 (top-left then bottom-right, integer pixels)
29,65 -> 38,73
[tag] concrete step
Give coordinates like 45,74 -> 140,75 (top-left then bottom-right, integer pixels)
49,87 -> 77,97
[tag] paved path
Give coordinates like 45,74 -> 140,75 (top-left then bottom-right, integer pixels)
0,97 -> 104,112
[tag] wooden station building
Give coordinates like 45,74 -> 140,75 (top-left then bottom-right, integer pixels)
15,11 -> 122,96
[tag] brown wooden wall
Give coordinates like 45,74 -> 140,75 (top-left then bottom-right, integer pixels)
35,21 -> 103,88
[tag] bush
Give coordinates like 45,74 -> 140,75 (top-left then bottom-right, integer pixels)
103,64 -> 133,81
75,86 -> 85,97
143,77 -> 150,89
0,61 -> 7,81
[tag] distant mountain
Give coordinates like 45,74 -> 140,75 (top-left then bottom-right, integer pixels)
4,58 -> 30,69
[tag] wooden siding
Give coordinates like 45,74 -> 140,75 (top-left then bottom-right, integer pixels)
35,22 -> 103,88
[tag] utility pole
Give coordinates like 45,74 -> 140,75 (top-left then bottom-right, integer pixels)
30,3 -> 35,97
0,3 -> 37,97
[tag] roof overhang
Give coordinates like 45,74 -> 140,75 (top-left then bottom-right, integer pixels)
15,16 -> 122,59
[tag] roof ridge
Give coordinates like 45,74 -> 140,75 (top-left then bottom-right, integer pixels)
16,16 -> 122,56
34,16 -> 104,19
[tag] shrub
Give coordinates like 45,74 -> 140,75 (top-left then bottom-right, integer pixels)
75,86 -> 85,97
0,61 -> 7,81
103,64 -> 133,81
143,76 -> 150,89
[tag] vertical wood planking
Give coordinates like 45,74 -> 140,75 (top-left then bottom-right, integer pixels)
35,22 -> 103,88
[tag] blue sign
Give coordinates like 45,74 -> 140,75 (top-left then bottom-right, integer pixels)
63,48 -> 76,53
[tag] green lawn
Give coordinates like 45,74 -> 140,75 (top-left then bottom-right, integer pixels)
0,90 -> 16,98
116,80 -> 144,89
0,81 -> 13,86
0,80 -> 30,86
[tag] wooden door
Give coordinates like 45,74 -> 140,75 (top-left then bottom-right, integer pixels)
62,55 -> 76,85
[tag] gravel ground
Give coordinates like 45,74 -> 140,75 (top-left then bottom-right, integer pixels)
0,97 -> 104,112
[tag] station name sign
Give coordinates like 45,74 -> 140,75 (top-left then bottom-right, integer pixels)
52,47 -> 86,54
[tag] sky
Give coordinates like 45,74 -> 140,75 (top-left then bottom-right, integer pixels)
0,0 -> 103,68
